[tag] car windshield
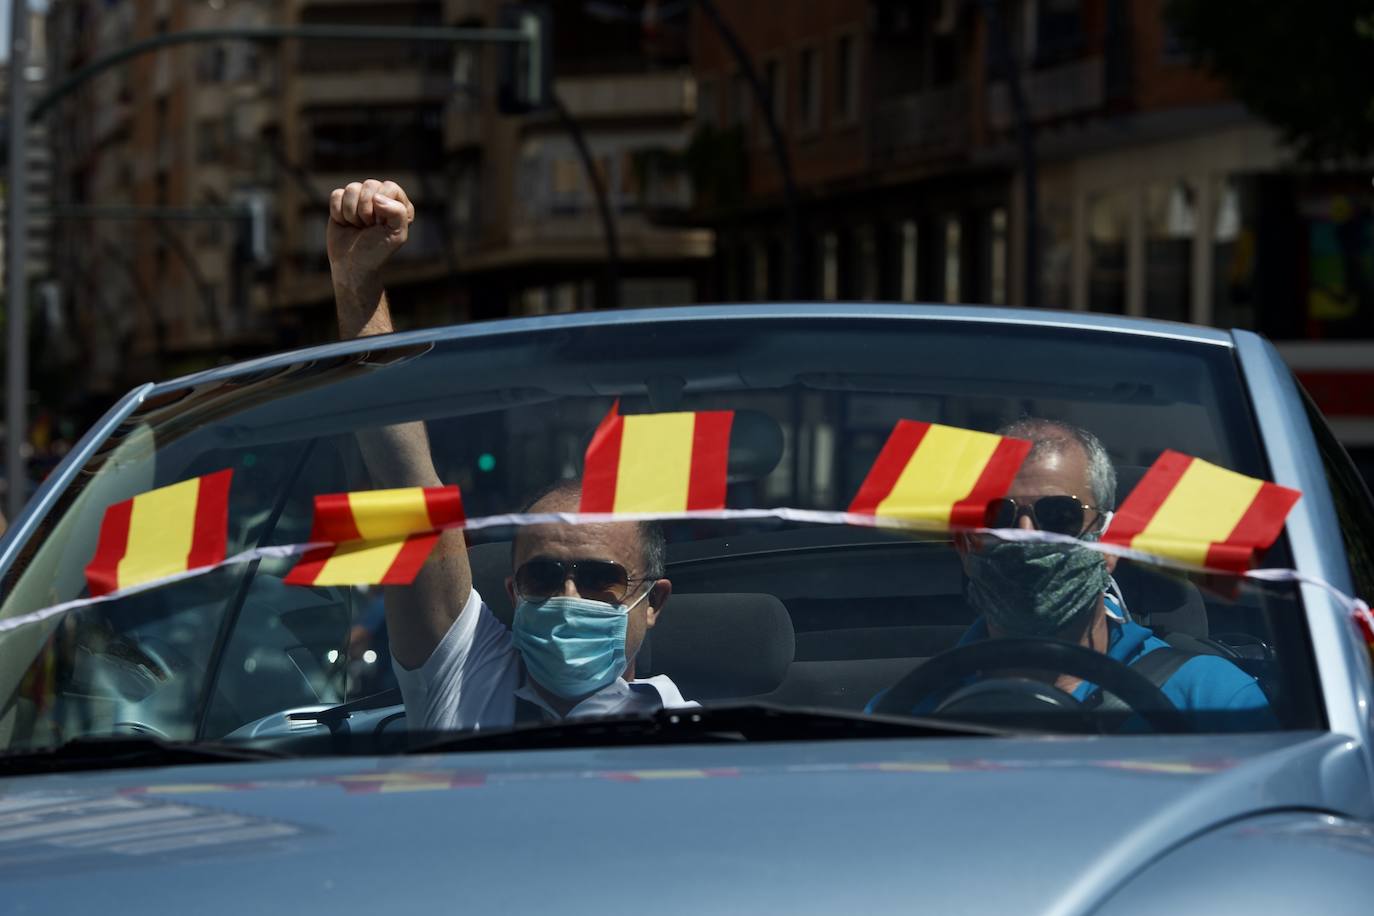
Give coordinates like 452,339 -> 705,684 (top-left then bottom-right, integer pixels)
0,315 -> 1320,753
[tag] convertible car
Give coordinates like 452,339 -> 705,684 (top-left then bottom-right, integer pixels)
0,304 -> 1372,913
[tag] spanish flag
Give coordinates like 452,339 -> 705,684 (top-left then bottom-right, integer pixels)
85,469 -> 233,596
580,401 -> 734,513
284,485 -> 465,586
1354,606 -> 1374,670
849,421 -> 1031,528
1102,450 -> 1300,573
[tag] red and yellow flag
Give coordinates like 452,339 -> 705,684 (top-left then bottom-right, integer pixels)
849,421 -> 1031,528
284,485 -> 465,586
1102,450 -> 1300,573
85,469 -> 233,596
580,401 -> 734,513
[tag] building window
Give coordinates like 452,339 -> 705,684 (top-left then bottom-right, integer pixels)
453,159 -> 480,235
990,208 -> 1008,305
196,119 -> 223,164
1031,0 -> 1085,66
552,283 -> 578,314
943,217 -> 962,304
452,45 -> 480,112
856,224 -> 879,300
821,231 -> 839,299
307,107 -> 444,171
197,46 -> 226,83
521,287 -> 549,316
1088,188 -> 1132,314
697,78 -> 718,129
834,33 -> 859,124
752,244 -> 770,301
798,46 -> 821,133
763,57 -> 785,130
1144,180 -> 1195,323
900,220 -> 919,301
1211,176 -> 1256,331
731,71 -> 752,129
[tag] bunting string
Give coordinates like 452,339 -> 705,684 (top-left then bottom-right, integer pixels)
0,506 -> 1365,638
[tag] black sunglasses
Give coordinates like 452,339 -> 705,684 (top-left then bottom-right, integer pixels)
513,558 -> 650,604
984,495 -> 1108,537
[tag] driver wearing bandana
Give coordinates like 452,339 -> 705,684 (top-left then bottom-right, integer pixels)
870,418 -> 1274,731
327,178 -> 694,730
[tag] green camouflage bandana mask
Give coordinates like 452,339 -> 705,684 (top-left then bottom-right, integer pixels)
965,540 -> 1110,638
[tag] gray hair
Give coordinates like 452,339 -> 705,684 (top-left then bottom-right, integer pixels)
511,478 -> 667,579
996,418 -> 1117,511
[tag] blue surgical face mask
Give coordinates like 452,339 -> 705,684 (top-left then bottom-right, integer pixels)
511,587 -> 651,699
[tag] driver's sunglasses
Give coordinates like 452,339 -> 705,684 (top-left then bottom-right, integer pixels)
984,495 -> 1108,538
513,558 -> 649,604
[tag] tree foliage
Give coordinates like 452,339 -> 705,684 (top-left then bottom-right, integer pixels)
1164,0 -> 1374,161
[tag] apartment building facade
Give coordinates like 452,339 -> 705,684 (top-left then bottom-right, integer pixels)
47,0 -> 277,404
692,0 -> 1373,465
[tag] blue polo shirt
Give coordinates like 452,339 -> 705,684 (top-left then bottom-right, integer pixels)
867,603 -> 1277,732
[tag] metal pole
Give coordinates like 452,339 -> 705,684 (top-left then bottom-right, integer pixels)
7,0 -> 29,521
553,94 -> 619,309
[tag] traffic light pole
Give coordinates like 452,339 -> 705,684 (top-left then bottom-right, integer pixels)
5,21 -> 545,524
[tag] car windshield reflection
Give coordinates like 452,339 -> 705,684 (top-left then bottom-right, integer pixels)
0,317 -> 1323,756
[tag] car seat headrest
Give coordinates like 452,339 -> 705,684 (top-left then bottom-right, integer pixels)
1112,559 -> 1209,638
636,592 -> 795,700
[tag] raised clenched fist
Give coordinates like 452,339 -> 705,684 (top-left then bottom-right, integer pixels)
327,179 -> 416,285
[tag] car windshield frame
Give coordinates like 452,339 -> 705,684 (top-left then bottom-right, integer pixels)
0,307 -> 1328,750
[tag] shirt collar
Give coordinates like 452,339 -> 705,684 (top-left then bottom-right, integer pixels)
514,676 -> 656,721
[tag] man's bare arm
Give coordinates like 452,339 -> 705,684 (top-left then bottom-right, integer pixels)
328,179 -> 472,670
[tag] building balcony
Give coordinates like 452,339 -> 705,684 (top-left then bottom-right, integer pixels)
555,71 -> 695,121
295,69 -> 451,106
871,82 -> 971,165
445,0 -> 489,20
505,211 -> 711,261
306,171 -> 429,203
986,56 -> 1105,131
153,53 -> 173,97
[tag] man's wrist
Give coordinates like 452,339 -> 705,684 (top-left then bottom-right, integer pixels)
332,266 -> 393,338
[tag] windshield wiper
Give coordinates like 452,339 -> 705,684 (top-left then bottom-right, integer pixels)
406,702 -> 1010,755
0,734 -> 291,777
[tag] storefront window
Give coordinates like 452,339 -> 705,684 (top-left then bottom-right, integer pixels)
1212,176 -> 1257,331
1041,196 -> 1072,308
1144,179 -> 1194,322
1300,192 -> 1374,339
990,208 -> 1008,306
943,217 -> 962,304
1088,188 -> 1131,313
899,220 -> 919,302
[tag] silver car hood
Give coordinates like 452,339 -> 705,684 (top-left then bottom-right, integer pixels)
0,731 -> 1366,915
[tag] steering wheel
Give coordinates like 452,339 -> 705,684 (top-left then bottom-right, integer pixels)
872,638 -> 1189,733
